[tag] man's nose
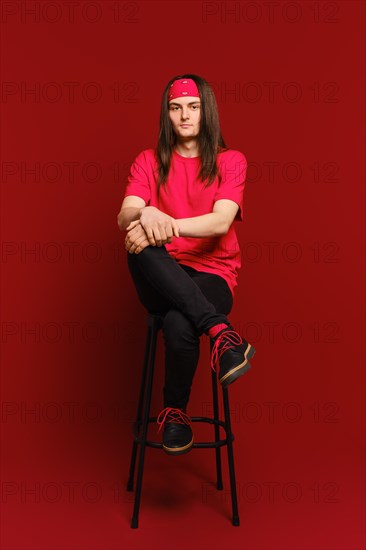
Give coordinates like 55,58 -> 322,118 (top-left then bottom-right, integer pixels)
181,107 -> 190,119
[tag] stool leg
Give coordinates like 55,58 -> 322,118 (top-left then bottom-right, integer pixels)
126,322 -> 153,492
130,318 -> 159,529
211,368 -> 223,490
222,386 -> 240,526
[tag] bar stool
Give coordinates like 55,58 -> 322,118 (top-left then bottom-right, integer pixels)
126,313 -> 241,528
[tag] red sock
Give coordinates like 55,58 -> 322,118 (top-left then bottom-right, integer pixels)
208,323 -> 228,338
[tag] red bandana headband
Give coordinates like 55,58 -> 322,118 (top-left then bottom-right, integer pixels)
168,78 -> 200,101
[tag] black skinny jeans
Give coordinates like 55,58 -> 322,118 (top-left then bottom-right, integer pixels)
127,245 -> 233,412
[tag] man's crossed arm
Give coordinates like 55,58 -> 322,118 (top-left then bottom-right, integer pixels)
117,195 -> 239,255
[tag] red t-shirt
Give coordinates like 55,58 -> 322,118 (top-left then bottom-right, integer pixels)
123,147 -> 248,296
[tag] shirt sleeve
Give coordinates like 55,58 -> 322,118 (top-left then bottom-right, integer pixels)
123,150 -> 151,205
214,150 -> 247,221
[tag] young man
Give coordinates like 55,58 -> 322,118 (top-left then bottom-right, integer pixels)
117,74 -> 255,456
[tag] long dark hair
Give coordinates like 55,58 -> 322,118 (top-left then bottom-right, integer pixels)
155,73 -> 228,194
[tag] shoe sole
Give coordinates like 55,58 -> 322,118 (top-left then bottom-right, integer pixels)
162,437 -> 194,456
219,345 -> 256,388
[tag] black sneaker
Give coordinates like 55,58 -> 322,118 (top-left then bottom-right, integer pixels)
211,325 -> 256,388
156,407 -> 194,455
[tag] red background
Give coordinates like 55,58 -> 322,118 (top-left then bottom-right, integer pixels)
1,1 -> 365,549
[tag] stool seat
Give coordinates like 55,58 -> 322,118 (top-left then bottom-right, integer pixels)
126,313 -> 241,528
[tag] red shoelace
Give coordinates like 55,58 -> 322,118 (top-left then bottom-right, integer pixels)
210,329 -> 243,372
156,407 -> 192,434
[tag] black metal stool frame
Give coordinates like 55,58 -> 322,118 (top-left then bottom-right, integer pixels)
126,314 -> 240,528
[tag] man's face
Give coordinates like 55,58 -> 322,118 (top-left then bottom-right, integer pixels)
168,96 -> 201,140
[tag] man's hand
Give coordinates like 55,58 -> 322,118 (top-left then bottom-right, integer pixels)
136,206 -> 180,246
125,220 -> 151,255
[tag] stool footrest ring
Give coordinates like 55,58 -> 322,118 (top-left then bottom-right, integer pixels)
132,416 -> 234,448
